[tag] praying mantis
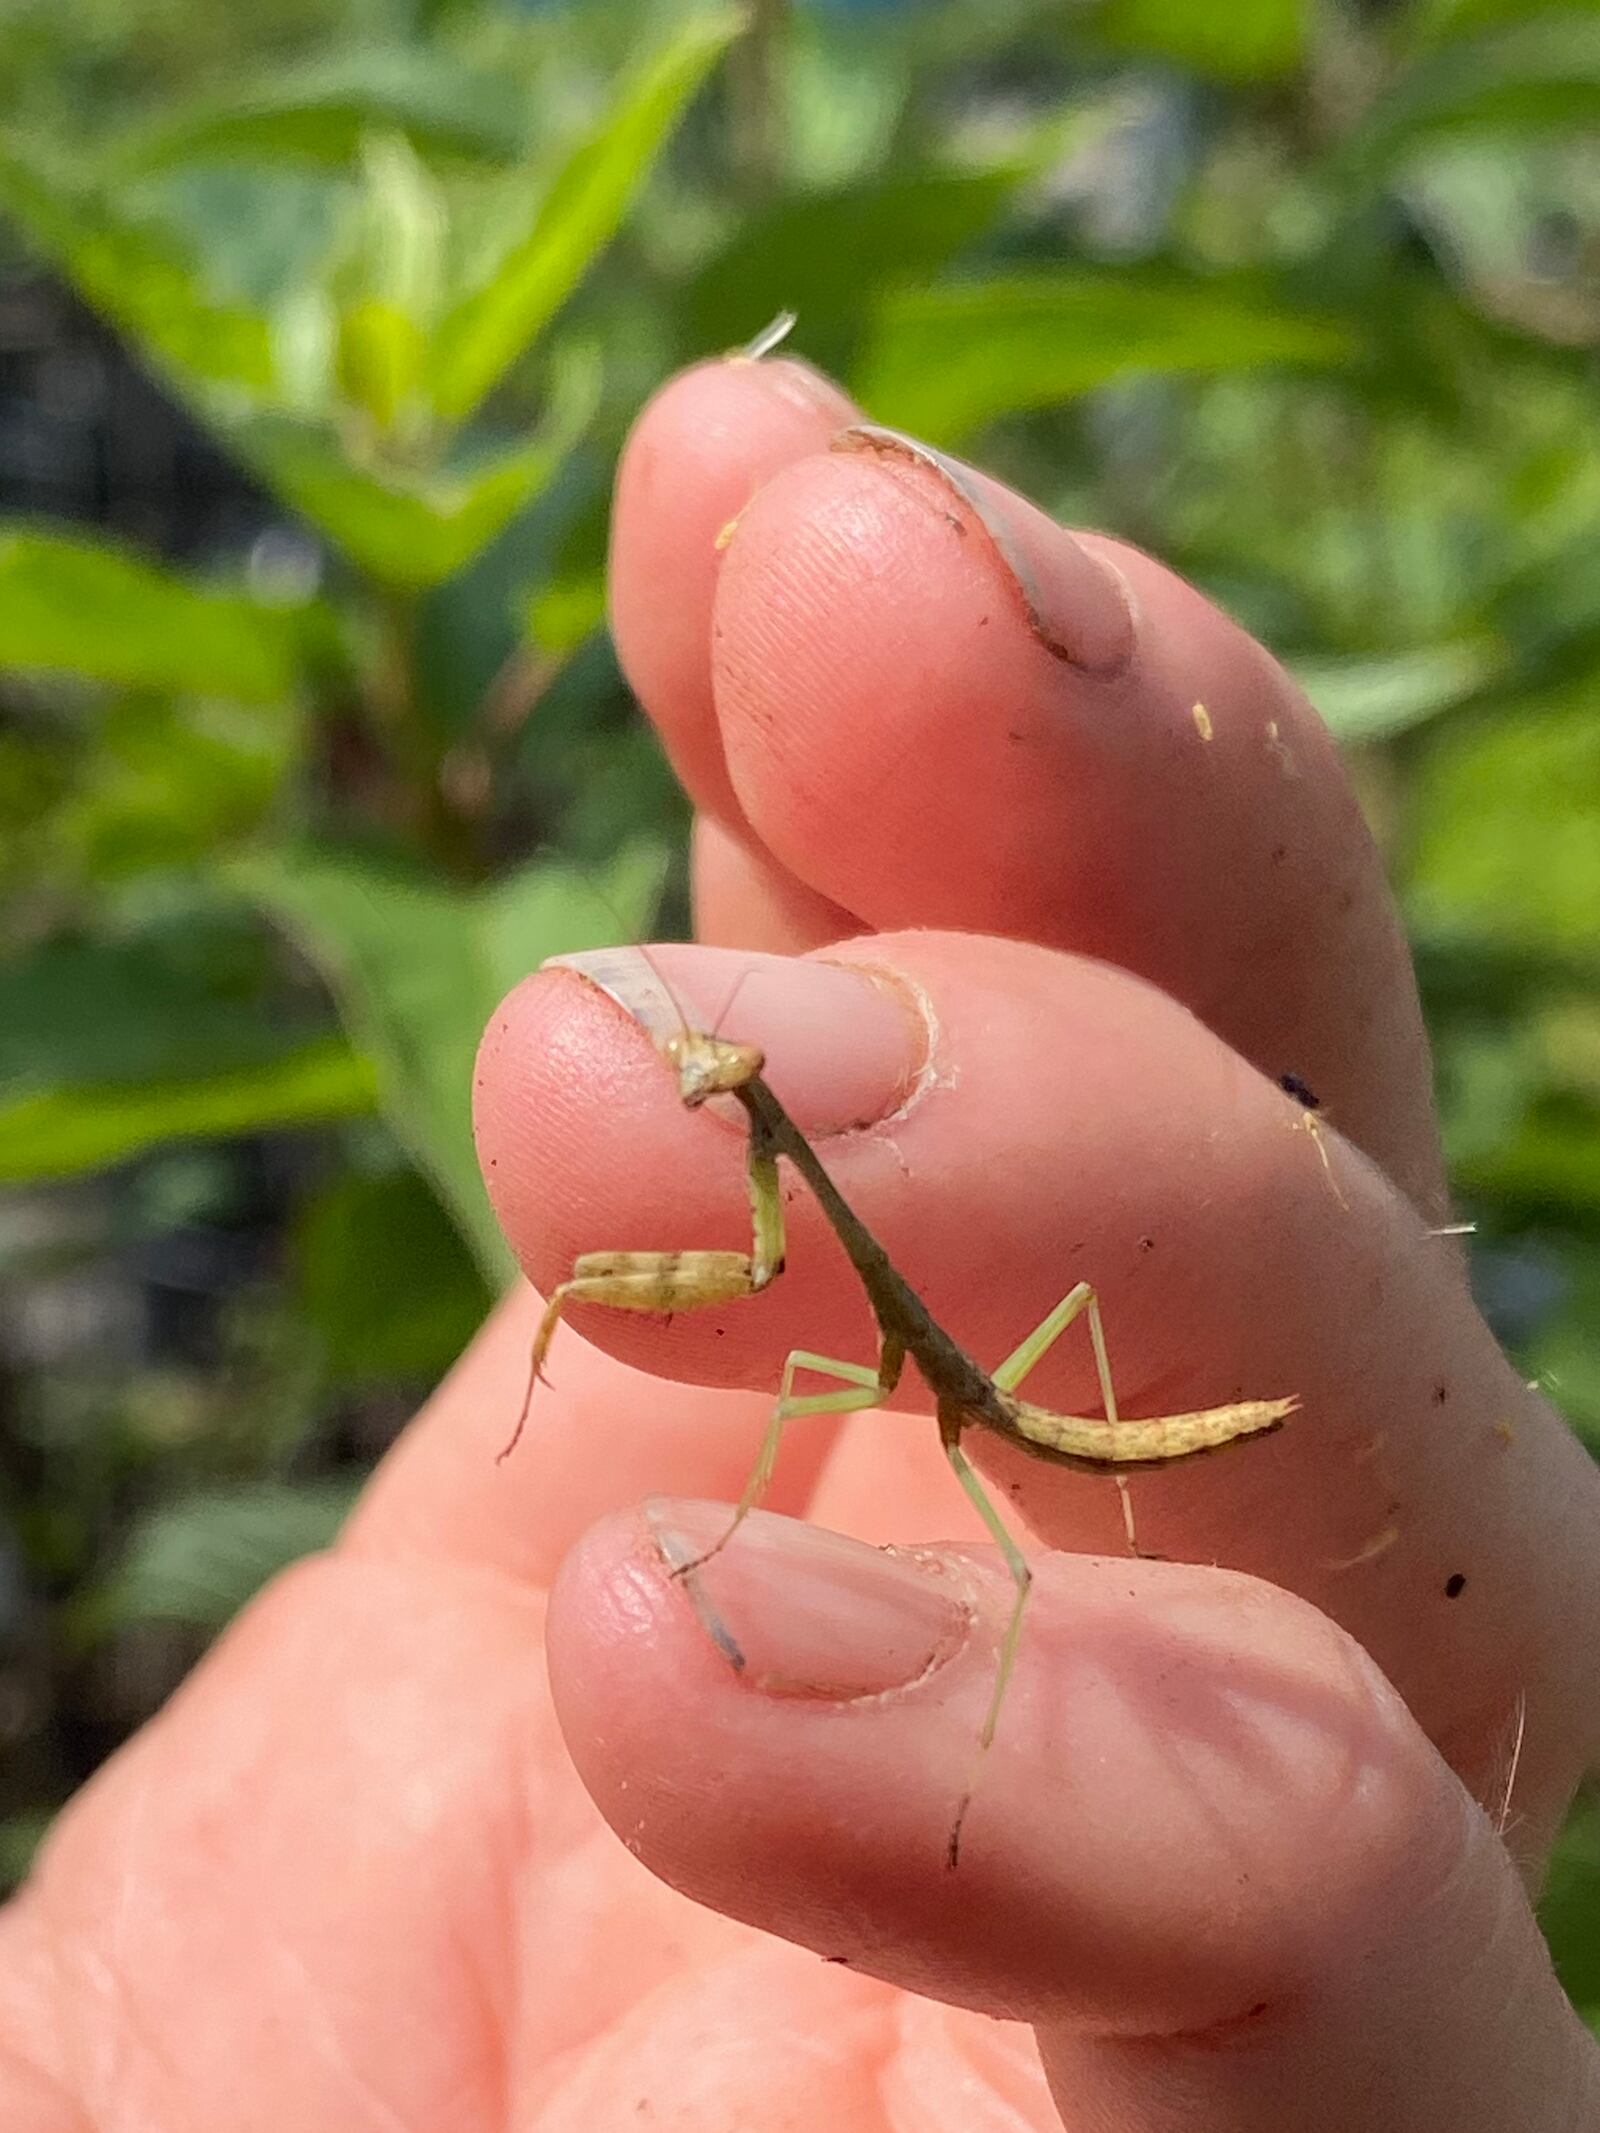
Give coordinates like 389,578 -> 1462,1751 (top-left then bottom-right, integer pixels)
505,947 -> 1296,1862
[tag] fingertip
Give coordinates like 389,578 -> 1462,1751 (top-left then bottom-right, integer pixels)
609,351 -> 857,822
547,1515 -> 1458,2037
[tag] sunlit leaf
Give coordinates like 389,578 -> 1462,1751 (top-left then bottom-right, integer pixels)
1407,688 -> 1600,961
1094,0 -> 1306,82
79,1480 -> 359,1640
854,273 -> 1356,440
327,134 -> 449,440
233,840 -> 666,1277
0,1038 -> 376,1184
1292,639 -> 1506,745
429,11 -> 739,423
525,571 -> 606,656
106,49 -> 524,174
0,529 -> 307,699
0,139 -> 274,399
1341,15 -> 1600,180
241,351 -> 597,586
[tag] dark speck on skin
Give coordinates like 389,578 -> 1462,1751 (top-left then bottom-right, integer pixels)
1137,1235 -> 1156,1254
1445,1572 -> 1467,1598
1433,1381 -> 1449,1405
1279,1071 -> 1320,1109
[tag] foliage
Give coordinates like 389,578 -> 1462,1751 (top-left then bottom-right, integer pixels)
0,0 -> 1595,2022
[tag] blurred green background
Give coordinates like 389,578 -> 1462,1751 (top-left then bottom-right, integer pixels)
0,0 -> 1596,2017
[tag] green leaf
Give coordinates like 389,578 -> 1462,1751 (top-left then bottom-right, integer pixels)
526,570 -> 607,657
1341,16 -> 1600,179
0,936 -> 279,1090
1451,1105 -> 1600,1222
329,134 -> 449,439
105,49 -> 525,175
1542,1787 -> 1600,2032
680,166 -> 1029,374
296,1164 -> 491,1385
1093,0 -> 1306,82
430,11 -> 739,423
0,139 -> 275,400
33,695 -> 306,887
241,350 -> 597,587
0,1039 -> 376,1184
1291,639 -> 1507,745
232,840 -> 667,1279
79,1480 -> 359,1641
1407,688 -> 1600,963
0,529 -> 307,699
854,273 -> 1357,441
0,1814 -> 52,1895
1519,1238 -> 1600,1447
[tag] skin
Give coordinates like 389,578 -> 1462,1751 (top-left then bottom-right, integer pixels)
1,353 -> 1598,2131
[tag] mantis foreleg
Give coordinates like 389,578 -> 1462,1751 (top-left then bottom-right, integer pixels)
498,1132 -> 785,1462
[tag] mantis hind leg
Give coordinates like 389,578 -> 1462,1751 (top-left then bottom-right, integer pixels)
939,1409 -> 1033,1870
992,1280 -> 1118,1420
671,1334 -> 907,1577
991,1281 -> 1148,1558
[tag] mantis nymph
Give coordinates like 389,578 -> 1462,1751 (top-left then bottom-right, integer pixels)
506,948 -> 1295,1861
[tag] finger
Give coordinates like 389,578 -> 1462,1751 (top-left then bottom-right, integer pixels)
0,1543 -> 770,2126
476,936 -> 1600,1826
549,1507 -> 1600,2132
609,348 -> 856,827
692,813 -> 861,955
706,429 -> 1442,1215
0,1556 -> 565,2123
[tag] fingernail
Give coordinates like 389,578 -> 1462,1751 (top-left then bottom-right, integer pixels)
722,310 -> 855,422
543,943 -> 927,1137
647,1500 -> 971,1700
833,424 -> 1135,675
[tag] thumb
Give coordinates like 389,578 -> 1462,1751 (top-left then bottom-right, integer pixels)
548,1504 -> 1598,2132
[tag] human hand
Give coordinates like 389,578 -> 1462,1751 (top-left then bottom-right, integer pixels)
2,349 -> 1596,2132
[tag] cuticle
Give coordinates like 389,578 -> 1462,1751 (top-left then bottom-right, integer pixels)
811,957 -> 941,1134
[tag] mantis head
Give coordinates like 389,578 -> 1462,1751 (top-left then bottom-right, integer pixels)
663,1029 -> 765,1107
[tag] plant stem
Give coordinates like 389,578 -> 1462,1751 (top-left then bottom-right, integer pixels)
729,0 -> 789,197
367,590 -> 480,877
